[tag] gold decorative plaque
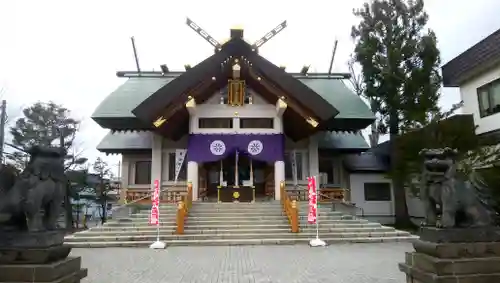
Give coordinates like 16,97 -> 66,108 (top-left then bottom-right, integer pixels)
233,191 -> 240,199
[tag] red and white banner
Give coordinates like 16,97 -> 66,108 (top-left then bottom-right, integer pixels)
149,179 -> 160,226
307,176 -> 318,224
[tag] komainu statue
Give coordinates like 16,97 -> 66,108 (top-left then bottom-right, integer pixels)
419,147 -> 497,228
0,146 -> 66,232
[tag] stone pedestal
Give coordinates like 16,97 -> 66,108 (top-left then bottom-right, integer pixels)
399,227 -> 500,283
0,230 -> 88,283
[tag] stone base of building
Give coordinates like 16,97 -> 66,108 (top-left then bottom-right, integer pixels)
0,230 -> 87,282
399,227 -> 500,283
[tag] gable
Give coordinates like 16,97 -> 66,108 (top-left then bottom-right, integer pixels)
130,38 -> 339,139
91,77 -> 374,133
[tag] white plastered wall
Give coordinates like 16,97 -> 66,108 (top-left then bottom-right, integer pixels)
459,64 -> 500,135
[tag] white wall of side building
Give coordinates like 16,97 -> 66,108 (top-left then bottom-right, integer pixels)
349,173 -> 394,224
348,173 -> 424,224
460,64 -> 500,135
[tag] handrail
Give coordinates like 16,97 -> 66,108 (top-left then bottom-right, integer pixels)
110,186 -> 176,215
176,182 -> 193,234
286,185 -> 349,202
284,185 -> 364,217
317,191 -> 365,217
280,181 -> 299,233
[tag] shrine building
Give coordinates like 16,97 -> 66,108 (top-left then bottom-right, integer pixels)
92,21 -> 395,222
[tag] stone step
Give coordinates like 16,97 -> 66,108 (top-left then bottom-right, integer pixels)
182,219 -> 360,226
64,235 -> 419,248
87,222 -> 382,232
139,209 -> 286,215
188,215 -> 291,220
67,201 -> 406,248
103,218 -> 369,227
72,226 -> 396,237
137,207 -> 333,213
186,209 -> 285,214
103,221 -> 176,227
65,230 -> 410,242
186,205 -> 283,211
187,206 -> 283,210
131,211 -> 343,217
193,202 -> 281,206
126,215 -> 349,222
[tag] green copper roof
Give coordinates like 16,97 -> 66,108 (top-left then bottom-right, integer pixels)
92,78 -> 174,118
343,153 -> 389,172
317,131 -> 369,150
92,77 -> 374,122
299,79 -> 374,120
97,131 -> 152,151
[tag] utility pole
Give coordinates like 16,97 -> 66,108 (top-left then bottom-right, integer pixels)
0,100 -> 7,164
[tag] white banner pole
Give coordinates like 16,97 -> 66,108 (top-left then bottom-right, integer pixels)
309,175 -> 326,247
314,175 -> 320,240
150,179 -> 165,249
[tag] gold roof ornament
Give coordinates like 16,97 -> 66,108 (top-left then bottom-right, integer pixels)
306,117 -> 319,128
153,116 -> 167,127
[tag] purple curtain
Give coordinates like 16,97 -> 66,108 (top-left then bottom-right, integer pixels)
187,134 -> 284,163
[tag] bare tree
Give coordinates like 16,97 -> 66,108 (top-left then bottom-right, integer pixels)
92,157 -> 113,225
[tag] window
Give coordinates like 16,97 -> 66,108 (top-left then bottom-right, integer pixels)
167,152 -> 187,181
319,158 -> 341,185
134,161 -> 151,184
284,151 -> 307,181
477,79 -> 500,117
198,118 -> 233,128
240,118 -> 274,129
364,182 -> 392,201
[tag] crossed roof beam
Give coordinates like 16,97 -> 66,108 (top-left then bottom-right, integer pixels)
186,18 -> 287,52
118,18 -> 350,79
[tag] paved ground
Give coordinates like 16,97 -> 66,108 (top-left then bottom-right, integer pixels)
72,243 -> 412,283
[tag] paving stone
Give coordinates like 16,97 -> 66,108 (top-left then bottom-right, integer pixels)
72,243 -> 412,283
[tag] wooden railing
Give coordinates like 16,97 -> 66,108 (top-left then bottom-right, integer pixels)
318,188 -> 347,202
125,188 -> 186,204
176,182 -> 193,234
285,187 -> 348,203
280,181 -> 299,233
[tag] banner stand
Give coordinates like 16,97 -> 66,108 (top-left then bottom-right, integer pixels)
150,149 -> 186,250
149,223 -> 166,249
150,238 -> 166,249
149,179 -> 166,249
307,176 -> 326,247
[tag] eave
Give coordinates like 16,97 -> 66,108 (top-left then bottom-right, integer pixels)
442,28 -> 500,87
319,117 -> 374,132
92,117 -> 152,131
99,148 -> 152,155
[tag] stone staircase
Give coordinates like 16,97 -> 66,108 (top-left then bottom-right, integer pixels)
64,201 -> 418,247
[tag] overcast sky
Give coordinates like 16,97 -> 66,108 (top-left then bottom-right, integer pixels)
1,0 -> 500,174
